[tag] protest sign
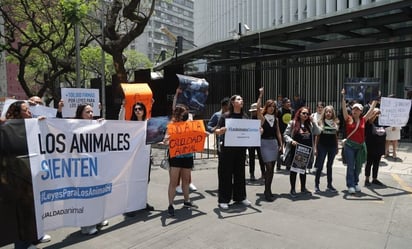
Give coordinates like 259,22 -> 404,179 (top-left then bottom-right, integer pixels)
61,88 -> 100,117
344,78 -> 380,104
120,83 -> 153,120
176,74 -> 208,112
224,119 -> 261,147
146,116 -> 169,144
29,104 -> 58,118
23,119 -> 150,237
379,97 -> 412,127
167,120 -> 206,157
290,143 -> 312,174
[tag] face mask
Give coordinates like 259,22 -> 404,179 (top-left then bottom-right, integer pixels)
182,112 -> 189,121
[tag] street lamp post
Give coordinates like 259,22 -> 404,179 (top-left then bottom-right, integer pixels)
75,24 -> 81,88
100,3 -> 106,118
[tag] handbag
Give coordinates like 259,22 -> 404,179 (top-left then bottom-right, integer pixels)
282,147 -> 294,166
160,149 -> 169,170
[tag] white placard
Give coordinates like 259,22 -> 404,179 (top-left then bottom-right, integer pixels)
29,104 -> 58,118
25,119 -> 149,236
379,97 -> 412,127
61,88 -> 100,118
224,119 -> 260,147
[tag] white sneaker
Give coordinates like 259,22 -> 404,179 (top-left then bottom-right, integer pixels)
219,203 -> 229,209
348,187 -> 356,194
97,220 -> 109,229
355,185 -> 361,192
176,186 -> 183,194
38,234 -> 51,243
81,226 -> 98,235
189,183 -> 197,191
241,199 -> 252,206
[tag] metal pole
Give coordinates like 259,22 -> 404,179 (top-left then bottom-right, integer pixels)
75,23 -> 81,88
100,4 -> 106,118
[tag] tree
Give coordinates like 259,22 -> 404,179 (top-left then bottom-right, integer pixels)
85,0 -> 156,83
0,0 -> 155,102
0,0 -> 96,102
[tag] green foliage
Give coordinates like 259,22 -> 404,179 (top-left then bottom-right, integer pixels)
60,0 -> 91,24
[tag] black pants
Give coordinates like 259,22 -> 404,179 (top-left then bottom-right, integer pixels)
365,153 -> 382,179
218,147 -> 246,203
290,171 -> 307,191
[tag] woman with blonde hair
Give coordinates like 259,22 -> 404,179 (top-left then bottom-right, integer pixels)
313,105 -> 339,193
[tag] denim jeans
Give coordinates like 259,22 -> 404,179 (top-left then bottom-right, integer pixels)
343,144 -> 360,188
314,143 -> 337,187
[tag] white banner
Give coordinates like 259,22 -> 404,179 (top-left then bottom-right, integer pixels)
25,119 -> 150,236
61,88 -> 100,118
379,97 -> 412,127
224,119 -> 260,147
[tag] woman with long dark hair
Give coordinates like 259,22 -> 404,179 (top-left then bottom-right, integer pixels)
255,88 -> 283,201
214,94 -> 252,209
165,104 -> 198,216
75,104 -> 109,235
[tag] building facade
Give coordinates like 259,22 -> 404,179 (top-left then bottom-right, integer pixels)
189,0 -> 412,116
129,0 -> 194,64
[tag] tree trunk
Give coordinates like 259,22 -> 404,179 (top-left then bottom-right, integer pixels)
112,50 -> 128,83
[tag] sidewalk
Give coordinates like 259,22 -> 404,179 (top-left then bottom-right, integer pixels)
2,142 -> 412,249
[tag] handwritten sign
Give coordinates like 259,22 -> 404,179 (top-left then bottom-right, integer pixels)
167,120 -> 206,157
224,119 -> 260,147
61,88 -> 100,118
379,97 -> 411,127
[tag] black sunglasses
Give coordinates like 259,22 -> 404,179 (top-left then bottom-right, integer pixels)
134,107 -> 143,111
301,112 -> 309,115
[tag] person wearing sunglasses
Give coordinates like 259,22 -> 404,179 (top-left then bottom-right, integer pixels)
118,101 -> 155,215
283,106 -> 321,198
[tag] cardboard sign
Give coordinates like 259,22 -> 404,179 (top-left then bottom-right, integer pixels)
121,83 -> 153,120
167,120 -> 206,157
379,97 -> 412,127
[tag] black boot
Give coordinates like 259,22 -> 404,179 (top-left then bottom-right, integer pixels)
264,163 -> 274,202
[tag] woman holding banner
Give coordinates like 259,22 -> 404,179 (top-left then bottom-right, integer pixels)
255,88 -> 283,202
283,106 -> 321,198
341,89 -> 377,194
75,104 -> 109,235
165,104 -> 198,217
1,101 -> 51,249
119,101 -> 155,215
214,95 -> 252,209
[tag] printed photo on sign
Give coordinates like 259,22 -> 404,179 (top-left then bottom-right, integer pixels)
290,143 -> 312,174
61,88 -> 100,118
176,74 -> 209,112
344,81 -> 380,104
224,119 -> 261,147
146,116 -> 169,144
